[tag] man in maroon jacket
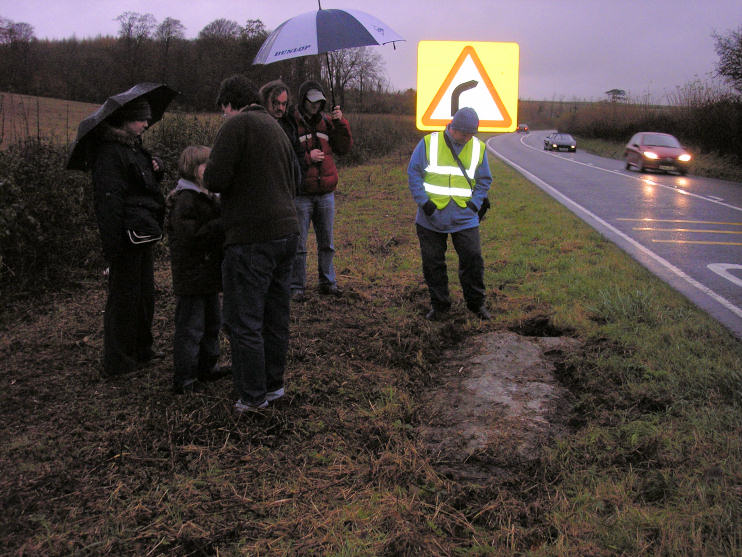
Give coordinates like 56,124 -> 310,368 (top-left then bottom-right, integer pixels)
289,80 -> 352,300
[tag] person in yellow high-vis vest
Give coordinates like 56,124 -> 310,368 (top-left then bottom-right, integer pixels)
407,107 -> 492,321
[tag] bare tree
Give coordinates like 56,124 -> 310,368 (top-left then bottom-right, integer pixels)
713,25 -> 742,94
115,12 -> 157,85
326,47 -> 385,109
117,12 -> 156,43
605,89 -> 627,102
243,19 -> 266,40
198,19 -> 242,40
156,17 -> 186,83
1,19 -> 35,43
0,18 -> 36,91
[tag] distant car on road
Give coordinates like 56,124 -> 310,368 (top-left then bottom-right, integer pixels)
544,133 -> 577,152
624,132 -> 691,175
516,123 -> 529,133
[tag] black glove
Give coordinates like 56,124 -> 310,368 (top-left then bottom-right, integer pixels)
466,201 -> 478,214
422,200 -> 436,216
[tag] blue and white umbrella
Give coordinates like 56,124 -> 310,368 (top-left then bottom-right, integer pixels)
253,8 -> 404,65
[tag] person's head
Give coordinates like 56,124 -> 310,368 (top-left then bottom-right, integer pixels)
216,74 -> 259,117
298,81 -> 326,117
108,98 -> 152,137
259,80 -> 290,119
178,145 -> 211,184
447,107 -> 479,144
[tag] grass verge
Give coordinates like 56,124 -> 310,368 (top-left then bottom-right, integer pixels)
1,153 -> 740,555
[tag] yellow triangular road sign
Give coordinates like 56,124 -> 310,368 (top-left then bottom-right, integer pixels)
417,41 -> 519,132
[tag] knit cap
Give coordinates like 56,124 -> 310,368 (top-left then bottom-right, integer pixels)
450,107 -> 479,134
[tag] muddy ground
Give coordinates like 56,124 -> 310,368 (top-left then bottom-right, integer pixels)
0,260 -> 581,554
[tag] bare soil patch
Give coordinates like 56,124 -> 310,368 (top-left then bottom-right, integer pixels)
419,331 -> 580,481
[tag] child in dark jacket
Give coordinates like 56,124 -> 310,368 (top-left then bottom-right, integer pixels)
167,146 -> 227,394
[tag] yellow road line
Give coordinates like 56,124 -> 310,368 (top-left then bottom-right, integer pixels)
652,239 -> 742,246
618,218 -> 742,226
633,227 -> 742,234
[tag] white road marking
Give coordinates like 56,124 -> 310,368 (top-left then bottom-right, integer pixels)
708,264 -> 742,288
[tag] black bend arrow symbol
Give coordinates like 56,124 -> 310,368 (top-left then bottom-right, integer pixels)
451,80 -> 478,115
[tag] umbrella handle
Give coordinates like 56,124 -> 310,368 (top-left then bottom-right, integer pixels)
324,51 -> 337,109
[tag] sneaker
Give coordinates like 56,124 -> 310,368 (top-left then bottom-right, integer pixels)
265,387 -> 285,402
291,289 -> 306,302
234,399 -> 269,413
319,284 -> 343,297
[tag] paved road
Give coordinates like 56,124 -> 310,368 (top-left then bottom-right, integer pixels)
487,131 -> 742,339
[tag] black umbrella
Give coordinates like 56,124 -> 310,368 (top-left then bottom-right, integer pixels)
66,82 -> 179,171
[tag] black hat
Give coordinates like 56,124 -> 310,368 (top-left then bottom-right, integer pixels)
117,98 -> 153,122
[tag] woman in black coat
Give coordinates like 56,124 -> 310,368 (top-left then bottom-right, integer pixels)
91,99 -> 165,377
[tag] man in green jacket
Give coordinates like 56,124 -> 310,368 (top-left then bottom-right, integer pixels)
204,75 -> 300,413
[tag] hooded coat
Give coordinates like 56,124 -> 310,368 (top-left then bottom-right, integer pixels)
91,123 -> 165,261
292,80 -> 352,195
166,180 -> 224,296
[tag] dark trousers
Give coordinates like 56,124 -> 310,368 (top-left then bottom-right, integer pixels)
416,224 -> 486,312
173,294 -> 221,387
222,235 -> 298,405
103,246 -> 155,375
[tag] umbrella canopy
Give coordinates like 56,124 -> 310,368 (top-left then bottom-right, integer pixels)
66,82 -> 179,171
253,8 -> 404,65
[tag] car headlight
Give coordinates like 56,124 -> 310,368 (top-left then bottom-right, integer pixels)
678,154 -> 691,162
551,144 -> 557,148
643,151 -> 658,160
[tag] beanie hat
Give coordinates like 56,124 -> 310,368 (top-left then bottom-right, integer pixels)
450,107 -> 479,134
118,98 -> 152,122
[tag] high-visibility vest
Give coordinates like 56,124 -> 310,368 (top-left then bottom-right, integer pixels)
423,132 -> 483,209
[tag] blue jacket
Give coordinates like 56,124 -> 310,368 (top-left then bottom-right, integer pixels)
407,130 -> 492,233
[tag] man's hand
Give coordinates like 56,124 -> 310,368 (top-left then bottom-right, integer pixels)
422,200 -> 436,216
309,148 -> 325,163
331,106 -> 342,120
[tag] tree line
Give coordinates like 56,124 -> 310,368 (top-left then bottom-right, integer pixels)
0,12 -> 415,114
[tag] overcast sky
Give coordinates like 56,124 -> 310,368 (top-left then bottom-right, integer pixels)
3,0 -> 741,102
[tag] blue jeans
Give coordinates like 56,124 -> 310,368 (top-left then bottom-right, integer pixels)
291,193 -> 336,291
173,294 -> 221,387
222,235 -> 298,404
